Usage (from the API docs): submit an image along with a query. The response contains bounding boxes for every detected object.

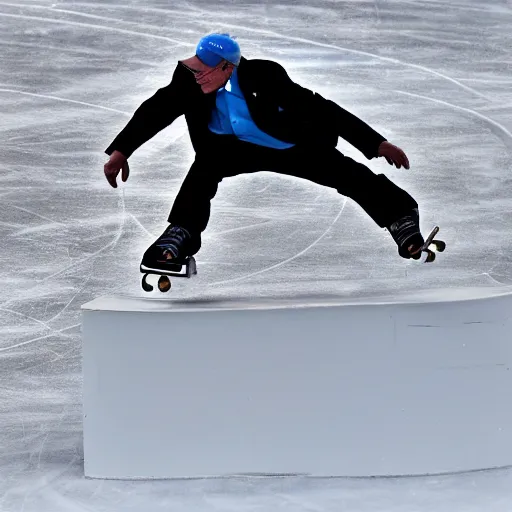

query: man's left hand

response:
[378,141,410,169]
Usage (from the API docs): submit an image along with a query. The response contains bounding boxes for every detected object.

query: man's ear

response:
[221,62,234,72]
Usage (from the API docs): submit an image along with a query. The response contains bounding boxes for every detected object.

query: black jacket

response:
[105,57,386,159]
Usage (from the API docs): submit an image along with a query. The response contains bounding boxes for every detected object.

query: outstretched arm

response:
[104,64,192,158]
[323,97,387,160]
[270,62,400,161]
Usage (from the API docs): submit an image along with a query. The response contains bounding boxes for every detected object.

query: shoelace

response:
[156,227,190,249]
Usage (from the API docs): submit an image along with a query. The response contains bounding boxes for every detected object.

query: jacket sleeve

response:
[322,97,387,159]
[105,64,190,158]
[270,62,386,159]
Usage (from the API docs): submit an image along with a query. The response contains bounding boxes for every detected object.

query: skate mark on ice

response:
[397,31,474,47]
[479,100,512,113]
[0,307,63,336]
[1,3,489,101]
[16,453,80,508]
[71,1,207,15]
[0,220,25,229]
[0,323,80,353]
[5,203,65,227]
[29,191,127,285]
[480,272,508,286]
[253,184,271,194]
[0,88,129,115]
[0,2,196,49]
[0,200,127,313]
[212,220,274,237]
[199,22,490,101]
[35,407,71,470]
[0,11,192,46]
[21,343,80,373]
[458,78,512,85]
[0,329,77,364]
[0,1,205,18]
[394,90,512,152]
[0,37,117,56]
[393,0,512,16]
[373,0,382,24]
[128,213,157,240]
[44,274,93,324]
[209,198,347,286]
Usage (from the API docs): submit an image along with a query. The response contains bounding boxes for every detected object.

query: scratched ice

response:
[1,0,512,510]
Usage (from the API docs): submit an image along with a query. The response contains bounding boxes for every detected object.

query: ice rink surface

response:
[1,0,512,510]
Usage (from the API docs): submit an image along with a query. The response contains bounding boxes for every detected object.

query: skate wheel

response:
[431,240,446,252]
[188,257,198,277]
[142,273,153,292]
[424,249,436,263]
[158,275,171,293]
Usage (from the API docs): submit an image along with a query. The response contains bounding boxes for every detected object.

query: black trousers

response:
[168,135,417,239]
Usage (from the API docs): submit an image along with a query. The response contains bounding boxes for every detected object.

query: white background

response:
[1,0,512,510]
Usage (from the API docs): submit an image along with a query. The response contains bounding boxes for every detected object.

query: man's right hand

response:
[104,150,129,188]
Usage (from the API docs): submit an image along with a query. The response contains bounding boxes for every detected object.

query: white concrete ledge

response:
[82,288,512,479]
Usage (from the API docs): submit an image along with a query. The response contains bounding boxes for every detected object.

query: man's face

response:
[181,56,235,94]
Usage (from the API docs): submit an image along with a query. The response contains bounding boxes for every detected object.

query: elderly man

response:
[104,33,425,273]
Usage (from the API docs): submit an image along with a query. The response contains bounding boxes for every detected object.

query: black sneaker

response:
[387,208,424,259]
[155,225,193,260]
[142,225,199,270]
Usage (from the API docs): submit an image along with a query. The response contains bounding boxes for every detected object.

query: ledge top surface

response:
[82,286,512,313]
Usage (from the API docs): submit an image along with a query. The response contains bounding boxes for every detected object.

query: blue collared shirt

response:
[208,68,295,149]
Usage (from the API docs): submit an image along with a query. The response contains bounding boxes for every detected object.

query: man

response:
[104,33,425,272]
